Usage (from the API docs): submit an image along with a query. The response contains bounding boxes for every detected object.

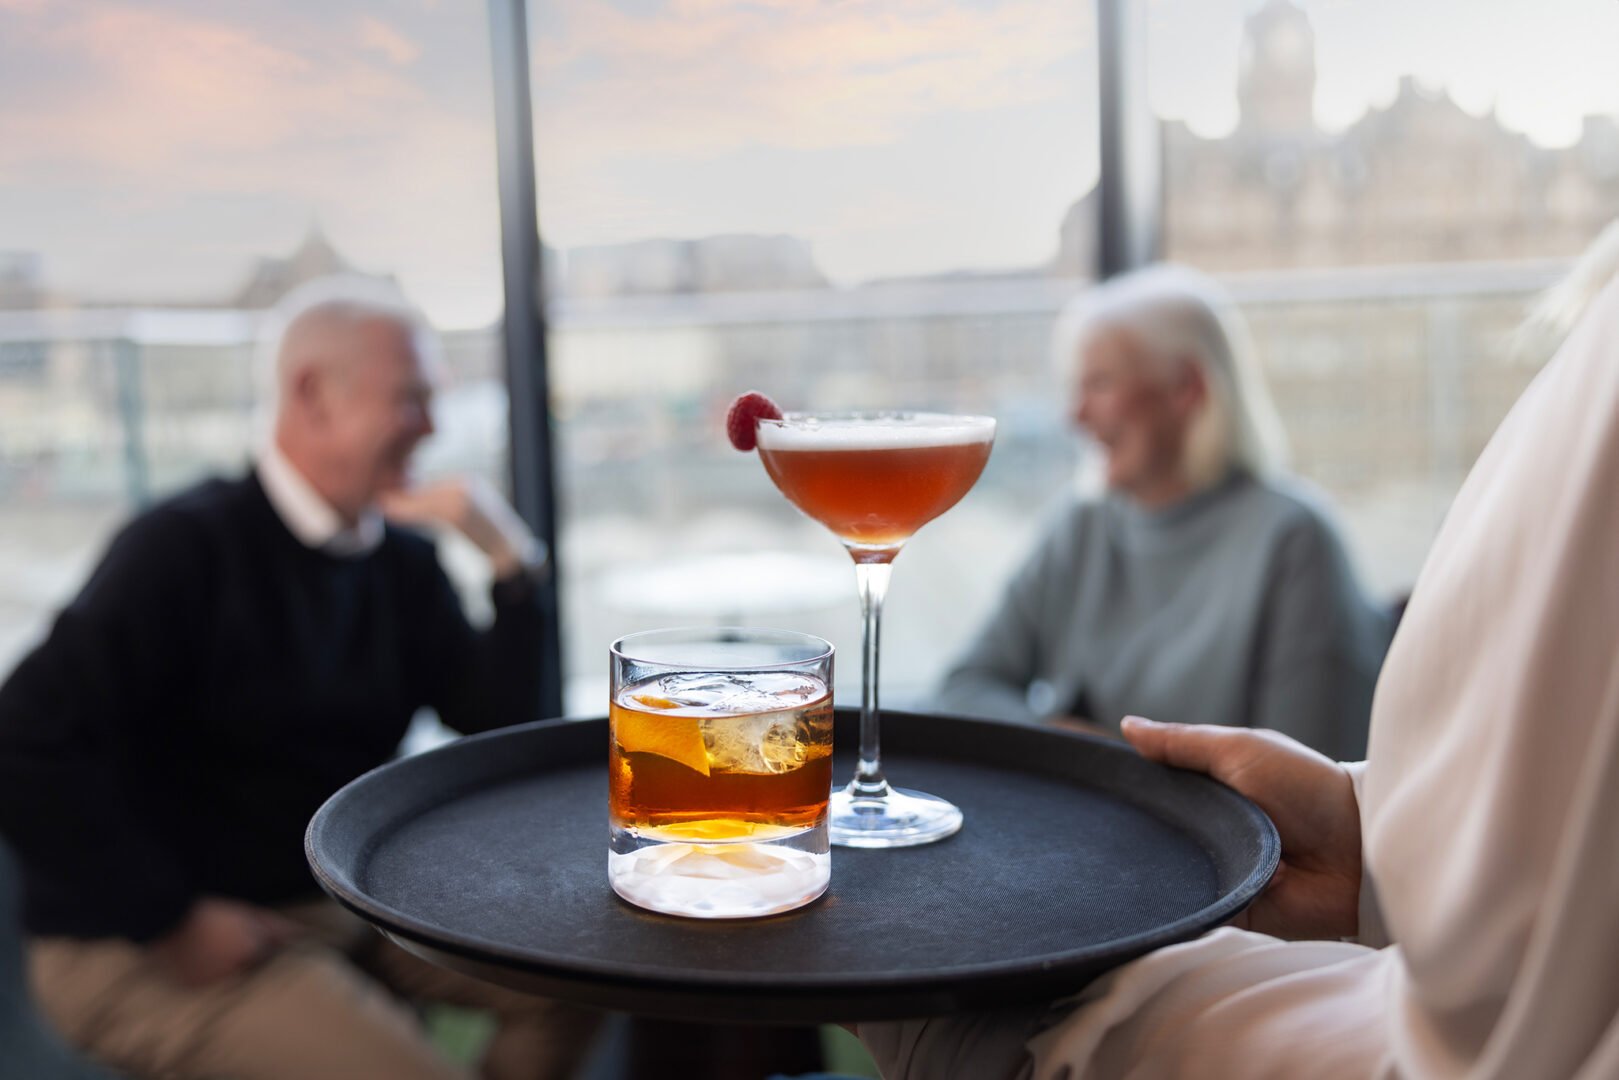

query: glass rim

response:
[758,410,996,428]
[610,626,835,670]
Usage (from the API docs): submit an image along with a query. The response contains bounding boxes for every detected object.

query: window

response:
[1149,0,1619,596]
[0,2,507,673]
[528,0,1102,709]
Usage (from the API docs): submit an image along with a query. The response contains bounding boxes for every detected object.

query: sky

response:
[1,0,1616,328]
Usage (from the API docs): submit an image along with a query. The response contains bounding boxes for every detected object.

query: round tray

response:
[306,709,1277,1024]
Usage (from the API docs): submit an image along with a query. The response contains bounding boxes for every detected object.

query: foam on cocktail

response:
[755,413,995,452]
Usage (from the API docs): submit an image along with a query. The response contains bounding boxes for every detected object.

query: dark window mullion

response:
[1097,0,1163,278]
[488,0,564,718]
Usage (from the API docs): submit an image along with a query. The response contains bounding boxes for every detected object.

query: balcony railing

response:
[0,257,1573,694]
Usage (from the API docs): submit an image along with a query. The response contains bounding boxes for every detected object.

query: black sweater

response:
[0,472,546,942]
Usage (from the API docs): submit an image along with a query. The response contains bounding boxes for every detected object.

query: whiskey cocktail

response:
[608,628,834,918]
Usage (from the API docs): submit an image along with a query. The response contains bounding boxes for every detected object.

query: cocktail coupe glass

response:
[755,412,995,847]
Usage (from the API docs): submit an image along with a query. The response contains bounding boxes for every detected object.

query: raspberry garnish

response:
[726,391,783,451]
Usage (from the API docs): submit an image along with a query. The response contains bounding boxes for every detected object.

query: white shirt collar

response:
[257,441,384,558]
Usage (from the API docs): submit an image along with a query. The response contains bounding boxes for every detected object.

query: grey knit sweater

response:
[936,471,1390,760]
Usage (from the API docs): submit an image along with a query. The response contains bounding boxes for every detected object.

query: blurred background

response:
[2,0,1614,715]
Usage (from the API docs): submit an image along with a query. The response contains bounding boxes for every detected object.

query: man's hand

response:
[151,898,301,987]
[379,476,544,581]
[1121,717,1362,941]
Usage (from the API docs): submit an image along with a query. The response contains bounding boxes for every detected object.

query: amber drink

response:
[758,416,995,560]
[608,628,834,918]
[755,412,995,848]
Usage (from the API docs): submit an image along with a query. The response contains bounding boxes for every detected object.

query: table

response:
[307,709,1277,1027]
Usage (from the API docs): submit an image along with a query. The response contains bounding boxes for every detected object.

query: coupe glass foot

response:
[828,787,963,848]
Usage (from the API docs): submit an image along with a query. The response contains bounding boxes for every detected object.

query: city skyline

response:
[2,0,1616,327]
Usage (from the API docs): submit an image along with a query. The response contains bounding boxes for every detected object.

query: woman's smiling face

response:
[1071,324,1204,505]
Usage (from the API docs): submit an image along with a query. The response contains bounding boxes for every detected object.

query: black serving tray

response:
[306,709,1277,1024]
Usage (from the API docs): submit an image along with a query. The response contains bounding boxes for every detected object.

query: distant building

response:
[1161,0,1619,270]
[231,223,394,308]
[1052,189,1099,278]
[561,234,828,297]
[0,252,46,311]
[228,224,495,383]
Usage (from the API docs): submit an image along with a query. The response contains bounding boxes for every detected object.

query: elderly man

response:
[0,281,592,1079]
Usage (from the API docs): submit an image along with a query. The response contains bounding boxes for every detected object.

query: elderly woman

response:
[937,265,1388,759]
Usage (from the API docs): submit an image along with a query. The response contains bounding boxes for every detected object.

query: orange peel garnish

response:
[616,702,710,776]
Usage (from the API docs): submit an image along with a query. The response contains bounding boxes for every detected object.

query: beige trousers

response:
[27,901,599,1080]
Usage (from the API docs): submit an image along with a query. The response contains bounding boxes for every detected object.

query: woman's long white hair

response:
[1522,217,1619,346]
[1055,264,1289,493]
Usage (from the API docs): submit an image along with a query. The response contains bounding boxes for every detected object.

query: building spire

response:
[1237,0,1317,136]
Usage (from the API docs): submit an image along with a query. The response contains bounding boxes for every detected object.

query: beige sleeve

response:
[857,1009,1041,1080]
[1340,759,1391,949]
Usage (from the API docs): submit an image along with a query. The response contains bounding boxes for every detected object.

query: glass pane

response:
[1150,0,1619,595]
[0,2,507,674]
[530,0,1102,711]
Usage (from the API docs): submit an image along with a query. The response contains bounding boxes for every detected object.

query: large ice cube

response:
[701,710,805,774]
[652,673,746,709]
[644,671,821,775]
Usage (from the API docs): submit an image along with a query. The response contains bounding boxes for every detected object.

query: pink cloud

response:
[357,15,421,66]
[533,0,1091,163]
[0,4,425,184]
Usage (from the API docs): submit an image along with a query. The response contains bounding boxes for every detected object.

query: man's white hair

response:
[1054,264,1289,492]
[251,275,436,442]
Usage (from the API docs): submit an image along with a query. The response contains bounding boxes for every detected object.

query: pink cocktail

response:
[757,412,995,847]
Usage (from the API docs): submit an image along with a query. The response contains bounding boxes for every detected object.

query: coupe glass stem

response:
[851,560,893,799]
